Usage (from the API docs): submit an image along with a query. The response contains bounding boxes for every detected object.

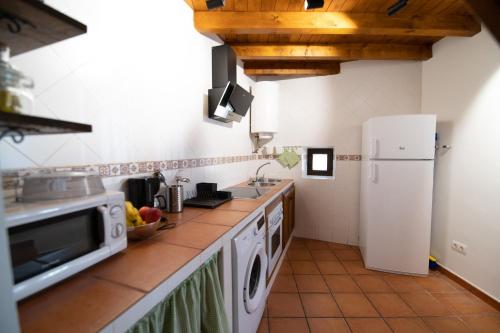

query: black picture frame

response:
[306,148,334,176]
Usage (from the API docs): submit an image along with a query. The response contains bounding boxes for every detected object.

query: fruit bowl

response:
[127,219,161,241]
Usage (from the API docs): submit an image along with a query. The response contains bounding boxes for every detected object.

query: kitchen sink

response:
[224,187,270,199]
[247,181,276,187]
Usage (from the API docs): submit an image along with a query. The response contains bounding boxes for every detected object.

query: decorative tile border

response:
[336,154,362,161]
[1,153,361,190]
[265,154,361,161]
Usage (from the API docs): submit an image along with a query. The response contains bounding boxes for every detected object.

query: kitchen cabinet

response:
[282,185,295,249]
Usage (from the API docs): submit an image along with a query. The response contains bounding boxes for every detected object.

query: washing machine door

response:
[243,241,267,314]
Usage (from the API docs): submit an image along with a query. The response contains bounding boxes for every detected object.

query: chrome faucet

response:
[255,162,271,182]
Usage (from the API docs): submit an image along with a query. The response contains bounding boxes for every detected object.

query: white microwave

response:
[4,191,127,301]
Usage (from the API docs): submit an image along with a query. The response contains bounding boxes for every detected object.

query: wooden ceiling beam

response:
[194,11,480,37]
[232,44,432,61]
[244,61,341,76]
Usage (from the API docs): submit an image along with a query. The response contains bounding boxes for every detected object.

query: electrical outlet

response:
[451,240,467,255]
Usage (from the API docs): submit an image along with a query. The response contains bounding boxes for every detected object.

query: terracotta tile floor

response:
[258,237,500,333]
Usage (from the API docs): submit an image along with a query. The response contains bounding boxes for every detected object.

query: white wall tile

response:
[0,142,38,169]
[42,135,102,166]
[11,47,72,97]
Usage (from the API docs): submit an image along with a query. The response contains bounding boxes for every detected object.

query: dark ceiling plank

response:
[328,0,349,12]
[261,0,277,11]
[235,0,248,11]
[274,0,290,11]
[194,11,481,37]
[222,0,235,11]
[287,0,305,11]
[248,0,262,11]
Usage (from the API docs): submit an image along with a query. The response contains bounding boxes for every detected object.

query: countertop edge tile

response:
[88,240,202,293]
[152,221,231,250]
[18,275,145,333]
[111,255,204,333]
[191,210,251,227]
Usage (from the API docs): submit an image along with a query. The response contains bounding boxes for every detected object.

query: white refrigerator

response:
[360,114,436,275]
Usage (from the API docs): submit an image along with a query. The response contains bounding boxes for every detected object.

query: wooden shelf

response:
[0,0,87,56]
[0,111,91,141]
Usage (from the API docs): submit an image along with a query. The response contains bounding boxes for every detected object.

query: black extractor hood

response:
[208,45,254,123]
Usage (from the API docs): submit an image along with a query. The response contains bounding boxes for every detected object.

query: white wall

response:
[259,61,422,245]
[0,0,258,189]
[422,28,500,301]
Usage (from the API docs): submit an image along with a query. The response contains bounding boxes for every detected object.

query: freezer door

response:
[360,160,434,275]
[364,115,436,160]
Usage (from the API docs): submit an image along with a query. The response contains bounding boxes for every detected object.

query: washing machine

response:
[232,212,268,333]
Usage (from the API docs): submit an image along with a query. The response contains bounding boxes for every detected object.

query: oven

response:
[5,191,127,301]
[267,202,283,278]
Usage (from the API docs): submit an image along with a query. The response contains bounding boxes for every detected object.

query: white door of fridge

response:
[360,160,434,275]
[364,115,436,160]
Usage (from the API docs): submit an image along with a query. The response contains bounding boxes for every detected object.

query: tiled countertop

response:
[17,179,293,333]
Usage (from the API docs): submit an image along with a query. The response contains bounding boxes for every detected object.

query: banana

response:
[125,201,145,227]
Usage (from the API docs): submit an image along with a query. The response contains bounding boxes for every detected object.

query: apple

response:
[145,208,162,223]
[139,206,150,220]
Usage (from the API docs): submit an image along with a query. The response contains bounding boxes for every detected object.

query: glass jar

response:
[0,46,34,114]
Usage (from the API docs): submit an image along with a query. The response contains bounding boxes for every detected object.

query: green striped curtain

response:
[127,255,229,333]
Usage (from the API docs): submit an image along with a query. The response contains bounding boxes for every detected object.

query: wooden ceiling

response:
[186,0,481,76]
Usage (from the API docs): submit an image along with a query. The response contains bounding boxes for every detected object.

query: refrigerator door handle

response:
[369,163,378,183]
[369,138,378,158]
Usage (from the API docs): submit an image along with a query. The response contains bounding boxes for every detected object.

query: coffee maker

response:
[127,173,168,210]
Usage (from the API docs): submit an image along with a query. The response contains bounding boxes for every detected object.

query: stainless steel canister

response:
[168,185,184,213]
